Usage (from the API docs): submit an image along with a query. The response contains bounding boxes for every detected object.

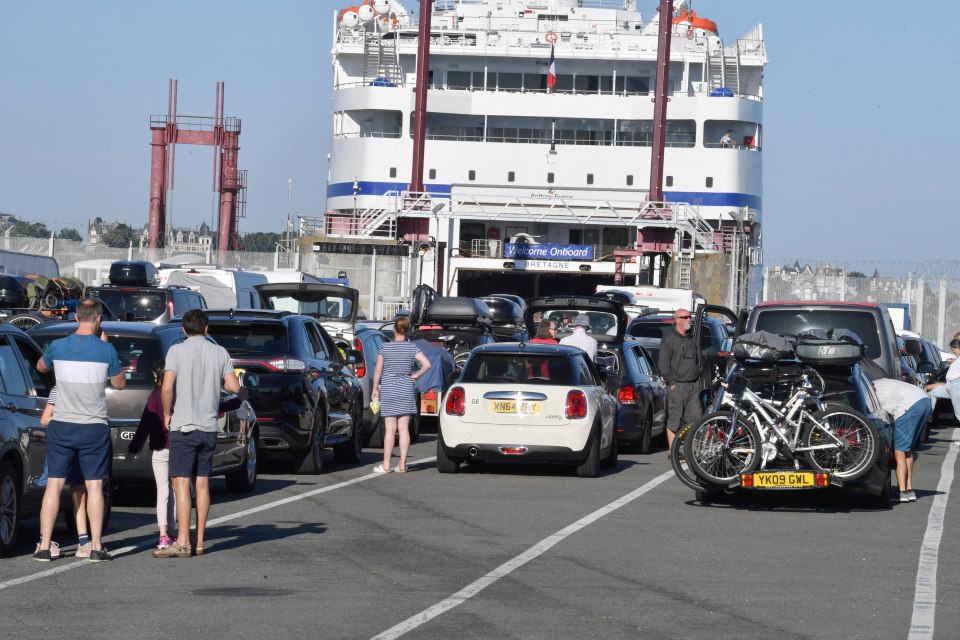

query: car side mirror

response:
[240,372,259,388]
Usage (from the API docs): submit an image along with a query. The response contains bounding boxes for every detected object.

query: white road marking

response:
[909,428,960,640]
[370,470,675,640]
[0,456,437,591]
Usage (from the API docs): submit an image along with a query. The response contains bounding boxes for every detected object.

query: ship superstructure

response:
[322,0,767,304]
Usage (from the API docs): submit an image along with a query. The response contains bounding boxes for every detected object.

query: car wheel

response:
[225,430,258,492]
[64,474,112,534]
[296,413,327,475]
[639,409,653,455]
[0,461,21,557]
[368,416,386,448]
[409,414,421,444]
[436,431,460,474]
[865,470,893,509]
[334,410,363,464]
[576,428,600,478]
[600,431,618,469]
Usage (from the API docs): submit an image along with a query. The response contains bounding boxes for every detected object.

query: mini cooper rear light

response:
[617,385,637,405]
[565,390,587,419]
[445,386,465,416]
[266,357,307,372]
[353,338,366,378]
[499,446,528,455]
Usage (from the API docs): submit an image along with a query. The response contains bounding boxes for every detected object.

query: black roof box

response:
[481,297,523,325]
[426,297,493,326]
[108,260,159,287]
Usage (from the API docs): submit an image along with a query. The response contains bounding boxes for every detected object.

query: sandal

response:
[194,543,205,556]
[152,541,192,558]
[395,466,408,473]
[372,463,392,474]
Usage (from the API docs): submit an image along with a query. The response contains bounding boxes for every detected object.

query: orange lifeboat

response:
[672,10,718,36]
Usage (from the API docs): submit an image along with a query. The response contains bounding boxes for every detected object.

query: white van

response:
[159,266,268,309]
[595,285,706,316]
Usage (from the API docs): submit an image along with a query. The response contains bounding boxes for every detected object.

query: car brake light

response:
[353,338,366,378]
[266,357,307,372]
[446,386,465,416]
[168,299,175,319]
[617,386,637,405]
[565,390,587,419]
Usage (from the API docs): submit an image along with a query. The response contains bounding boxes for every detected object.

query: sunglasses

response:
[676,315,692,320]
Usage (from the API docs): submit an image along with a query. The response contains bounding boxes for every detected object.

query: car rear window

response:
[90,289,167,321]
[265,292,353,320]
[32,333,163,386]
[544,310,619,337]
[206,323,289,357]
[461,354,574,385]
[753,309,882,359]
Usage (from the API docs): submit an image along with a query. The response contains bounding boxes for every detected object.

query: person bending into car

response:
[926,339,960,423]
[658,309,704,448]
[34,299,124,563]
[874,378,932,503]
[155,309,240,558]
[371,316,432,473]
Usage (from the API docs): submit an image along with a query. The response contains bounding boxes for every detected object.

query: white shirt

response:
[873,378,928,419]
[720,133,735,145]
[559,327,598,360]
[947,357,960,382]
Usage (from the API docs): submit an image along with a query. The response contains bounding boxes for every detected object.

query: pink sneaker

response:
[157,536,173,549]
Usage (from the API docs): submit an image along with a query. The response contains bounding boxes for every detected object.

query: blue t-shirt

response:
[42,334,121,425]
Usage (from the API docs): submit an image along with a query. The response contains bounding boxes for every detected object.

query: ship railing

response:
[631,202,719,251]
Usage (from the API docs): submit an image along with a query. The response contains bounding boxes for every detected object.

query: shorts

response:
[46,420,111,482]
[38,461,83,488]
[893,400,932,453]
[169,430,217,478]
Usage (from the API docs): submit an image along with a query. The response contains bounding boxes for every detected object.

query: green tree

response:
[58,227,83,242]
[9,220,51,238]
[242,231,282,252]
[101,223,138,248]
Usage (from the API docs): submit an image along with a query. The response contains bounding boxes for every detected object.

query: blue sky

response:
[1,1,956,263]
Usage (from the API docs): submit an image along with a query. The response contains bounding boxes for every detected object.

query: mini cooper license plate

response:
[490,400,540,415]
[746,472,815,488]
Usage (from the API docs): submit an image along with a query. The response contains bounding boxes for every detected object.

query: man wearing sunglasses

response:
[658,308,704,448]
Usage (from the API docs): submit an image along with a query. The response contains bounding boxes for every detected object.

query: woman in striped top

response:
[371,317,432,473]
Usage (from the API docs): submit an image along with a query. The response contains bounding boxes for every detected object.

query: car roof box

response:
[426,297,493,326]
[109,260,159,287]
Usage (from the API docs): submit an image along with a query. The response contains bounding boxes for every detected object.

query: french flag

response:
[547,44,557,90]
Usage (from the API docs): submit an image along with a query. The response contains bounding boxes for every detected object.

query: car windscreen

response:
[90,289,166,321]
[753,309,882,359]
[544,310,619,338]
[206,323,289,357]
[264,293,353,320]
[32,333,163,386]
[461,354,574,385]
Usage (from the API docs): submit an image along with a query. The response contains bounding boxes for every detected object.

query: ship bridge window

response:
[447,70,484,91]
[616,120,653,147]
[554,118,614,146]
[487,116,550,144]
[414,112,484,142]
[497,73,523,91]
[665,120,696,148]
[339,110,402,139]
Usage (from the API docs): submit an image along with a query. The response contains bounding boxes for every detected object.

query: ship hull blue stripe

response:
[326,182,760,210]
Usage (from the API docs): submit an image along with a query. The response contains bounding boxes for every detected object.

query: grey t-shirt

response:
[166,335,233,433]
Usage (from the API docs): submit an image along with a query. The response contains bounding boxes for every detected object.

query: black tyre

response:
[670,422,713,492]
[409,415,421,444]
[7,312,46,331]
[368,416,386,448]
[600,430,618,469]
[436,431,460,474]
[295,413,327,475]
[576,427,601,478]
[802,404,880,481]
[639,409,653,455]
[0,461,21,557]
[684,411,761,486]
[334,410,363,464]
[225,431,258,492]
[865,470,892,509]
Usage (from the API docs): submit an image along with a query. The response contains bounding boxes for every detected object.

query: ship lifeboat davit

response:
[339,7,361,28]
[672,10,718,38]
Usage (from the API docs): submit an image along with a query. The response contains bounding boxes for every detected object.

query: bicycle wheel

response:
[801,403,879,481]
[670,421,714,492]
[684,411,761,486]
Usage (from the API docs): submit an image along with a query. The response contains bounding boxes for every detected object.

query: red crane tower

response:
[147,79,245,265]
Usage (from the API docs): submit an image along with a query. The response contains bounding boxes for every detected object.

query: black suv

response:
[203,310,363,474]
[0,324,85,556]
[86,260,206,324]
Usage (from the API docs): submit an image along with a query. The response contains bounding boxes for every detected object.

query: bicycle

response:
[684,365,881,487]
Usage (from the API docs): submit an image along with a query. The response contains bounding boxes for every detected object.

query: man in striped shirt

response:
[34,299,125,562]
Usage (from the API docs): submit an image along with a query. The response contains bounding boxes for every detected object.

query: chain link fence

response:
[763,259,960,350]
[2,236,410,322]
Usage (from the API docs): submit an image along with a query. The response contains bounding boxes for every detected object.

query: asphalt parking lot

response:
[3,427,959,640]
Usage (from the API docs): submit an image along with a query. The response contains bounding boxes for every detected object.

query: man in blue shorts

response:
[34,299,125,562]
[154,309,239,558]
[874,378,933,503]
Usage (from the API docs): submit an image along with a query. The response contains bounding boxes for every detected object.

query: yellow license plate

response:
[490,400,540,415]
[749,472,815,488]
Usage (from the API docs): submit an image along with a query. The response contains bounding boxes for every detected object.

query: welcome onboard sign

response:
[504,243,594,260]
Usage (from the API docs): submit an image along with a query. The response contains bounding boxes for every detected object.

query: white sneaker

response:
[76,542,92,559]
[35,541,61,559]
[372,463,392,474]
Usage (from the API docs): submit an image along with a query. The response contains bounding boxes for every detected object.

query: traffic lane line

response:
[0,456,438,591]
[369,469,675,640]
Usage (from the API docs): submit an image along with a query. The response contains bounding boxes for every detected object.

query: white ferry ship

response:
[323,0,766,304]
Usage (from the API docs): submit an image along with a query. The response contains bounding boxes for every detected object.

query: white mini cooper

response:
[437,343,618,477]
